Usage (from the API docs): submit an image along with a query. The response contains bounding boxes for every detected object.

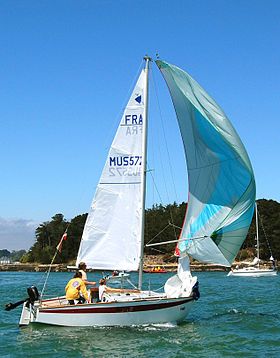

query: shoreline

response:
[0,263,228,272]
[0,262,277,273]
[0,254,277,273]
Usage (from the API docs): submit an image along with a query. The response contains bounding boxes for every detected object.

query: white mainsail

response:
[76,69,147,271]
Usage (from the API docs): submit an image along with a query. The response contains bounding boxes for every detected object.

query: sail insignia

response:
[135,95,142,104]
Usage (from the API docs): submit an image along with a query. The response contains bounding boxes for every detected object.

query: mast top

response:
[143,54,152,62]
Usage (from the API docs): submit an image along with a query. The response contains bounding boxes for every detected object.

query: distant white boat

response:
[228,203,277,277]
[227,266,277,277]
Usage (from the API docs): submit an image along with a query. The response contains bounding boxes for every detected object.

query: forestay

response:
[156,60,256,267]
[76,70,147,271]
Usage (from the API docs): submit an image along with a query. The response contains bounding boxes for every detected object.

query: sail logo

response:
[134,92,143,105]
[109,156,142,167]
[124,114,143,125]
[135,95,141,104]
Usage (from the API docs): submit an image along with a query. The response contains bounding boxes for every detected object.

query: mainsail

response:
[76,69,147,271]
[156,60,256,267]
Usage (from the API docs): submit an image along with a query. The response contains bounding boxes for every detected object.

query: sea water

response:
[1,271,279,357]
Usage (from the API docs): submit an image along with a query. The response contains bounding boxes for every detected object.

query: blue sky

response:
[1,0,279,250]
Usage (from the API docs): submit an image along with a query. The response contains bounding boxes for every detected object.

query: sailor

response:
[98,278,107,301]
[98,278,125,302]
[65,271,89,305]
[78,262,97,287]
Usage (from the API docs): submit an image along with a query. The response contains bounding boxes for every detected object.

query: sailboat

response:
[14,55,256,327]
[227,202,277,277]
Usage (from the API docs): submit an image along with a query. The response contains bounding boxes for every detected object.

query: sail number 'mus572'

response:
[109,155,142,177]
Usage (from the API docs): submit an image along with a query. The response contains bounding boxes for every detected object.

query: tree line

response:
[21,199,280,264]
[0,249,27,262]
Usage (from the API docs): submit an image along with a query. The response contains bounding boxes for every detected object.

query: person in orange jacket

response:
[65,271,89,305]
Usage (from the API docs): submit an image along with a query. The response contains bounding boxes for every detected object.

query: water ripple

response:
[1,271,280,357]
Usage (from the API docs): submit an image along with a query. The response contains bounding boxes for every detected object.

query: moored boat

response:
[228,203,277,277]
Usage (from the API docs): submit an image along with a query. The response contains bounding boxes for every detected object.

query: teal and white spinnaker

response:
[157,60,256,267]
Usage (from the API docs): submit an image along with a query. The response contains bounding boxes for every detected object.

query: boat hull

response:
[20,297,194,327]
[227,269,277,277]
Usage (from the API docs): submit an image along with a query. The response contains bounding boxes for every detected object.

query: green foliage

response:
[26,213,87,264]
[242,199,280,260]
[27,214,68,263]
[54,214,88,264]
[0,249,26,262]
[21,252,34,263]
[0,249,11,257]
[11,250,27,262]
[144,202,187,255]
[24,199,280,264]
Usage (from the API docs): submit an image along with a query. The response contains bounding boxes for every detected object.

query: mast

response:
[138,55,151,290]
[255,202,260,269]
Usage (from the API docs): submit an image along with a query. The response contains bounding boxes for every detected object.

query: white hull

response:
[227,268,277,277]
[20,295,194,327]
